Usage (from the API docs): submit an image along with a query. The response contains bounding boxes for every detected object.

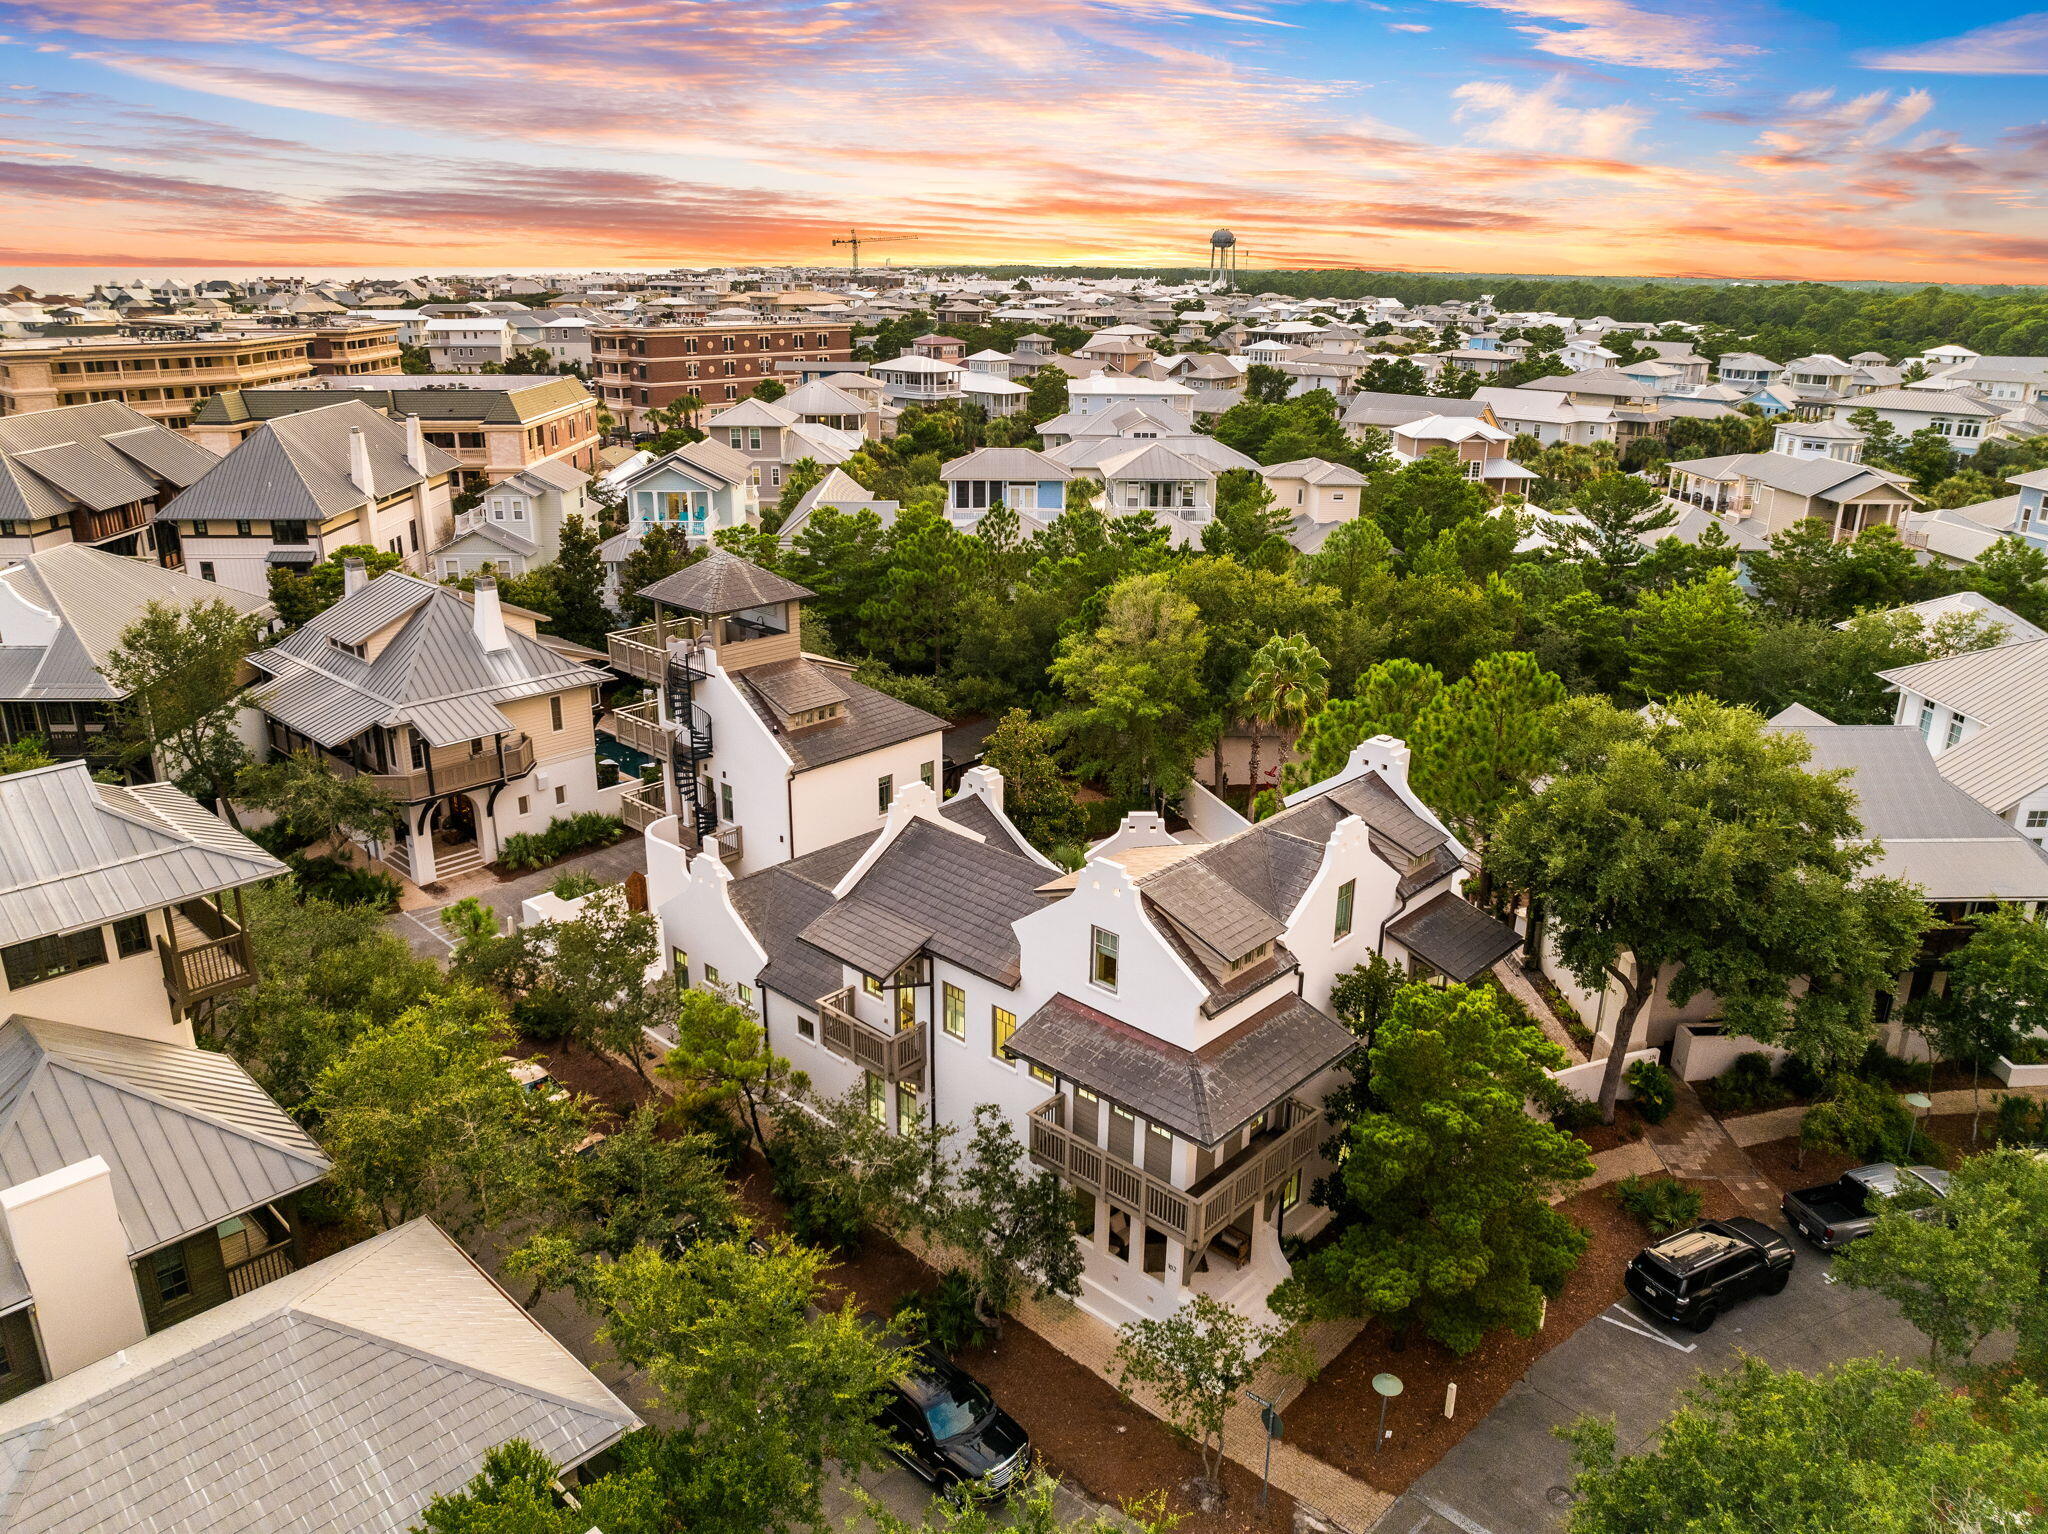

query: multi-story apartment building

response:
[601,553,947,872]
[0,329,313,425]
[646,731,1520,1328]
[591,322,855,430]
[249,567,608,884]
[0,401,220,564]
[0,761,637,1515]
[305,320,404,376]
[161,401,460,593]
[187,375,602,487]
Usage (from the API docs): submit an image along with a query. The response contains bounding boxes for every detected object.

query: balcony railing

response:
[1027,1095,1323,1250]
[818,986,926,1086]
[159,898,255,1010]
[607,700,672,759]
[606,619,706,683]
[224,1243,295,1298]
[331,734,535,803]
[620,781,667,831]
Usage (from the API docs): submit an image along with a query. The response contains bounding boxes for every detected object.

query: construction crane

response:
[832,229,919,272]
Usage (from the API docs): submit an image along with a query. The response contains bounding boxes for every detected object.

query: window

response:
[1091,927,1119,991]
[555,785,566,805]
[199,562,215,582]
[992,1005,1017,1061]
[2026,810,2048,829]
[896,1081,920,1131]
[864,1071,887,1126]
[1278,1169,1302,1214]
[704,963,720,987]
[737,982,754,1008]
[113,914,150,959]
[920,760,935,789]
[942,982,966,1039]
[1917,701,1935,737]
[1334,879,1355,941]
[234,519,253,538]
[2,927,107,990]
[150,1244,191,1304]
[1946,714,1965,748]
[721,782,734,821]
[797,1009,815,1040]
[550,696,564,731]
[1029,1058,1055,1085]
[517,795,529,815]
[864,973,884,998]
[877,774,893,814]
[672,947,689,988]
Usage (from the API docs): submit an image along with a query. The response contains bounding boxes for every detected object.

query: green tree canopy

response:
[102,597,264,819]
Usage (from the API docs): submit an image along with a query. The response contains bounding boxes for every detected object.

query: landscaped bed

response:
[1283,1178,1737,1495]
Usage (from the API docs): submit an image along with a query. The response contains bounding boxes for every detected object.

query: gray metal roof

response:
[0,403,215,523]
[939,447,1071,482]
[637,551,813,614]
[0,1219,638,1533]
[1007,991,1355,1146]
[1384,893,1523,982]
[162,402,458,525]
[0,764,284,947]
[1879,637,2048,814]
[0,1015,329,1313]
[0,545,271,704]
[1766,722,2048,899]
[249,572,601,748]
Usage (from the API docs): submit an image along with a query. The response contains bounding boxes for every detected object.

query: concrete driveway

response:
[1372,1229,1929,1534]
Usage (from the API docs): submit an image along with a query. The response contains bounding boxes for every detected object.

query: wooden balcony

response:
[224,1242,295,1298]
[607,701,672,759]
[606,619,705,683]
[1027,1095,1323,1250]
[159,898,255,1011]
[620,781,667,831]
[818,986,925,1086]
[333,734,535,803]
[631,790,743,862]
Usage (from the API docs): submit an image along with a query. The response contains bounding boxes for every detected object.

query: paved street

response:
[1371,1235,1928,1534]
[386,835,648,955]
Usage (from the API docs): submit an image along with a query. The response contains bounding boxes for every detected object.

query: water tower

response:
[1207,228,1239,290]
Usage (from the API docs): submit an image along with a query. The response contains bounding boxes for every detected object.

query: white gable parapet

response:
[947,767,1062,870]
[1283,733,1472,866]
[830,779,985,898]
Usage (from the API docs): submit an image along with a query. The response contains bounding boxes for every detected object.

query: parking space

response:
[1371,1224,1928,1534]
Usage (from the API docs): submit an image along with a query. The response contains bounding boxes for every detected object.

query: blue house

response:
[938,446,1071,521]
[599,438,760,601]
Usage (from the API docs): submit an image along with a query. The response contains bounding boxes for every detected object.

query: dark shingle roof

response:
[1384,893,1522,982]
[739,660,944,772]
[1006,991,1356,1145]
[637,551,813,614]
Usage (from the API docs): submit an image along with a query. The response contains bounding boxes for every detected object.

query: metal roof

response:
[1879,638,2048,814]
[0,764,284,947]
[0,1220,638,1533]
[0,403,213,523]
[162,402,458,525]
[1007,991,1355,1147]
[0,545,270,704]
[637,550,814,614]
[0,1016,330,1313]
[938,447,1070,482]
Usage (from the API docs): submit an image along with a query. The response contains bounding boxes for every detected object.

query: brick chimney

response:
[347,425,377,498]
[0,1157,148,1378]
[472,574,510,652]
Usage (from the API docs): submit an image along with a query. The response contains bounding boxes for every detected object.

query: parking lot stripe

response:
[1598,1306,1698,1353]
[1418,1494,1498,1534]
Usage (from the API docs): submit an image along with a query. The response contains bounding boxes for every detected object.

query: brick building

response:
[591,322,854,432]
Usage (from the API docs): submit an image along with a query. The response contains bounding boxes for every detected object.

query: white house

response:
[644,736,1521,1328]
[1471,386,1616,447]
[1881,638,2048,846]
[875,355,964,406]
[431,457,594,579]
[1833,388,1999,454]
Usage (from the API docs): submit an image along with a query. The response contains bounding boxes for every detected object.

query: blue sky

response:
[0,0,2044,281]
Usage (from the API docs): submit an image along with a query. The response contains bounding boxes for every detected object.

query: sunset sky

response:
[1,0,2045,283]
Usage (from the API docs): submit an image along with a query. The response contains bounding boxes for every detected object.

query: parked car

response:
[1782,1163,1950,1251]
[874,1335,1030,1497]
[1624,1218,1795,1332]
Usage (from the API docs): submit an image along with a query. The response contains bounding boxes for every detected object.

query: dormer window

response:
[328,637,366,659]
[1222,941,1275,977]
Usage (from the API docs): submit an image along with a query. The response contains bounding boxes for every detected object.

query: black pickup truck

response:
[1782,1163,1950,1251]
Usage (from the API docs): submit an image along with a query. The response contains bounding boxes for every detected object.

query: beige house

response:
[1667,450,1920,540]
[0,331,313,425]
[249,568,607,884]
[1261,457,1367,523]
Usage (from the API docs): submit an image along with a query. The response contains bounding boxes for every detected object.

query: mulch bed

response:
[731,1157,1296,1534]
[1283,1179,1737,1495]
[1563,1103,1650,1155]
[1746,1111,2002,1196]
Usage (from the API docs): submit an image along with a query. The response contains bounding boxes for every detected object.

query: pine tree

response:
[549,513,612,649]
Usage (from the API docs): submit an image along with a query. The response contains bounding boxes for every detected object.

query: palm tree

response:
[1236,634,1329,816]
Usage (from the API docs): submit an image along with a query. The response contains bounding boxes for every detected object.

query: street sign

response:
[1260,1403,1283,1439]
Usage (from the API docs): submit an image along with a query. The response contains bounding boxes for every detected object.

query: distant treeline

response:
[929,267,2048,362]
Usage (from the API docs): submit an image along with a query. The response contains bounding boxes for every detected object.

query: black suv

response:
[876,1344,1031,1497]
[1624,1217,1795,1332]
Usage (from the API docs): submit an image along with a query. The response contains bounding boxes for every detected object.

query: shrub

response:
[1992,1093,2048,1148]
[1712,1052,1791,1114]
[1552,1092,1604,1132]
[495,812,627,872]
[2007,1035,2048,1066]
[1775,1052,1829,1100]
[1625,1059,1679,1124]
[765,1139,864,1255]
[1616,1174,1704,1236]
[511,986,580,1042]
[893,1270,994,1353]
[285,853,400,911]
[548,870,605,901]
[1855,1041,1931,1091]
[1799,1077,1945,1167]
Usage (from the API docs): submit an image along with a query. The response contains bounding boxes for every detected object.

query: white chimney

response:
[404,413,430,474]
[0,1157,148,1378]
[472,575,510,652]
[347,425,377,498]
[342,556,368,597]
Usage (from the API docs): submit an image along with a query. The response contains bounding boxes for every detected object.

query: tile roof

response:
[0,1220,638,1534]
[0,545,270,703]
[1006,991,1356,1146]
[735,659,943,772]
[0,764,284,947]
[1384,893,1523,982]
[637,551,813,614]
[0,1016,330,1313]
